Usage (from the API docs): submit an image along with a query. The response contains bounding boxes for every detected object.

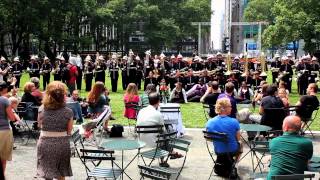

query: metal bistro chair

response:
[202,103,216,121]
[300,106,319,138]
[125,102,141,134]
[79,148,122,180]
[271,174,315,180]
[203,130,238,180]
[16,102,39,144]
[160,106,180,133]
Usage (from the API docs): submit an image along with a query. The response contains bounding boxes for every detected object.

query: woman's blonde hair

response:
[42,81,67,110]
[125,83,138,100]
[215,98,231,114]
[23,82,35,93]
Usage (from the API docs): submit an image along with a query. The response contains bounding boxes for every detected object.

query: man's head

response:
[72,90,79,100]
[215,98,232,115]
[307,83,318,95]
[225,82,234,94]
[148,92,160,107]
[211,81,219,91]
[266,84,278,96]
[282,115,302,132]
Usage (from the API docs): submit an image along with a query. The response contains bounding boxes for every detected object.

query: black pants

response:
[54,74,61,81]
[95,72,105,84]
[122,71,127,90]
[14,75,21,88]
[42,74,50,90]
[85,74,93,92]
[111,75,118,92]
[76,68,82,90]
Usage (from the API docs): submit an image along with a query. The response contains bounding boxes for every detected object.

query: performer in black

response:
[127,50,137,84]
[83,55,95,91]
[279,56,293,93]
[11,57,23,88]
[121,56,128,90]
[94,55,107,84]
[309,56,320,83]
[205,55,217,71]
[270,54,281,83]
[296,56,311,95]
[28,55,40,78]
[41,56,52,90]
[109,54,119,92]
[135,56,143,90]
[173,54,186,70]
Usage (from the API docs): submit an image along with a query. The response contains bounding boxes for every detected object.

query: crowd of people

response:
[0,50,319,179]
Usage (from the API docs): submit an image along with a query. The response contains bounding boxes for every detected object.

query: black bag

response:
[214,154,238,179]
[110,124,124,137]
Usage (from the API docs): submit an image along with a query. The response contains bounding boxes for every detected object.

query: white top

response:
[137,105,164,147]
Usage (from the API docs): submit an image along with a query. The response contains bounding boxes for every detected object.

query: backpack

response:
[61,66,70,81]
[110,124,124,137]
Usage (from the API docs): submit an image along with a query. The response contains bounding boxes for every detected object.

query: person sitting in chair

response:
[200,81,221,118]
[267,116,313,180]
[296,83,319,122]
[205,98,242,178]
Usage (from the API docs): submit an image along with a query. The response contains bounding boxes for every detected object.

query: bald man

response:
[267,116,313,180]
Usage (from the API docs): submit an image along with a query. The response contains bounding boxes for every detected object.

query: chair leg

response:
[208,167,215,180]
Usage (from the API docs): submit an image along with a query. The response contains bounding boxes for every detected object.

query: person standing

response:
[279,56,293,93]
[11,57,23,88]
[75,54,83,91]
[0,81,16,177]
[67,58,78,95]
[121,56,128,90]
[267,116,313,180]
[94,55,107,84]
[109,54,119,92]
[271,54,281,84]
[0,57,10,82]
[52,56,62,81]
[36,81,73,180]
[41,56,52,90]
[28,55,40,78]
[83,55,94,92]
[296,56,311,95]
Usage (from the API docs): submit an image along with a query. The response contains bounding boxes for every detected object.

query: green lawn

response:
[19,72,320,130]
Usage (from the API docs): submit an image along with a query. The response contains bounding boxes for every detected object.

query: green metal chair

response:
[271,174,315,180]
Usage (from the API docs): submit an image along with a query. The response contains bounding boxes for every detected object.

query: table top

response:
[240,123,272,132]
[100,139,146,151]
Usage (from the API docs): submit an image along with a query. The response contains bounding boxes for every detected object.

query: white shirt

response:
[137,105,164,147]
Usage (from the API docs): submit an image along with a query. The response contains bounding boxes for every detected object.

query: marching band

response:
[0,50,318,95]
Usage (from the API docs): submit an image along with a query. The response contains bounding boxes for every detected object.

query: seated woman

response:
[236,81,254,104]
[186,78,207,102]
[140,84,156,108]
[87,82,110,130]
[278,81,289,97]
[30,77,43,102]
[123,83,140,119]
[253,83,268,106]
[205,98,242,177]
[21,82,41,106]
[170,82,187,103]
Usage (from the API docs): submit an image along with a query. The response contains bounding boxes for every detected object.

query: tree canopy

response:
[0,0,210,58]
[244,0,320,53]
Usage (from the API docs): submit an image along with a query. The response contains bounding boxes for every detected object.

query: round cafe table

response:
[100,139,146,180]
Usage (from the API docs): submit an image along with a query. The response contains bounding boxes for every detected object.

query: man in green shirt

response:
[267,115,313,179]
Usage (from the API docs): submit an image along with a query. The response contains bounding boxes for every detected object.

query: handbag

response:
[110,124,124,137]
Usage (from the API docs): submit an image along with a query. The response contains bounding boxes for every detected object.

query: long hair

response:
[125,83,138,101]
[88,81,106,105]
[42,81,67,110]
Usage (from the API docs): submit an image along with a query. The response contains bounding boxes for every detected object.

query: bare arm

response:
[236,131,241,142]
[67,119,73,135]
[6,106,16,121]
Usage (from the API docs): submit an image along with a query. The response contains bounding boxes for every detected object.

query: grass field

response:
[19,72,320,130]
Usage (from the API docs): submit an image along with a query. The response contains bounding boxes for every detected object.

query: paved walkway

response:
[5,128,320,180]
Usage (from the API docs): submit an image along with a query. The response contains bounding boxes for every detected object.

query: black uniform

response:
[53,62,61,81]
[41,62,52,90]
[184,75,199,91]
[109,60,119,92]
[121,61,128,90]
[0,62,10,82]
[296,63,311,95]
[127,61,137,84]
[136,61,144,90]
[205,61,217,71]
[310,63,320,83]
[173,61,186,70]
[11,62,23,88]
[84,62,95,92]
[59,63,68,83]
[76,66,83,91]
[29,62,40,78]
[94,62,107,84]
[271,60,282,83]
[279,63,293,93]
[191,62,203,71]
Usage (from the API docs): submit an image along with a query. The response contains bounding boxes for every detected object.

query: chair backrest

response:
[160,106,180,125]
[80,149,115,161]
[136,125,164,134]
[17,102,35,120]
[271,174,315,180]
[203,130,228,143]
[138,165,171,180]
[93,107,111,129]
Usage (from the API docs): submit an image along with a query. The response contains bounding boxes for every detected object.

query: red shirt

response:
[68,65,78,84]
